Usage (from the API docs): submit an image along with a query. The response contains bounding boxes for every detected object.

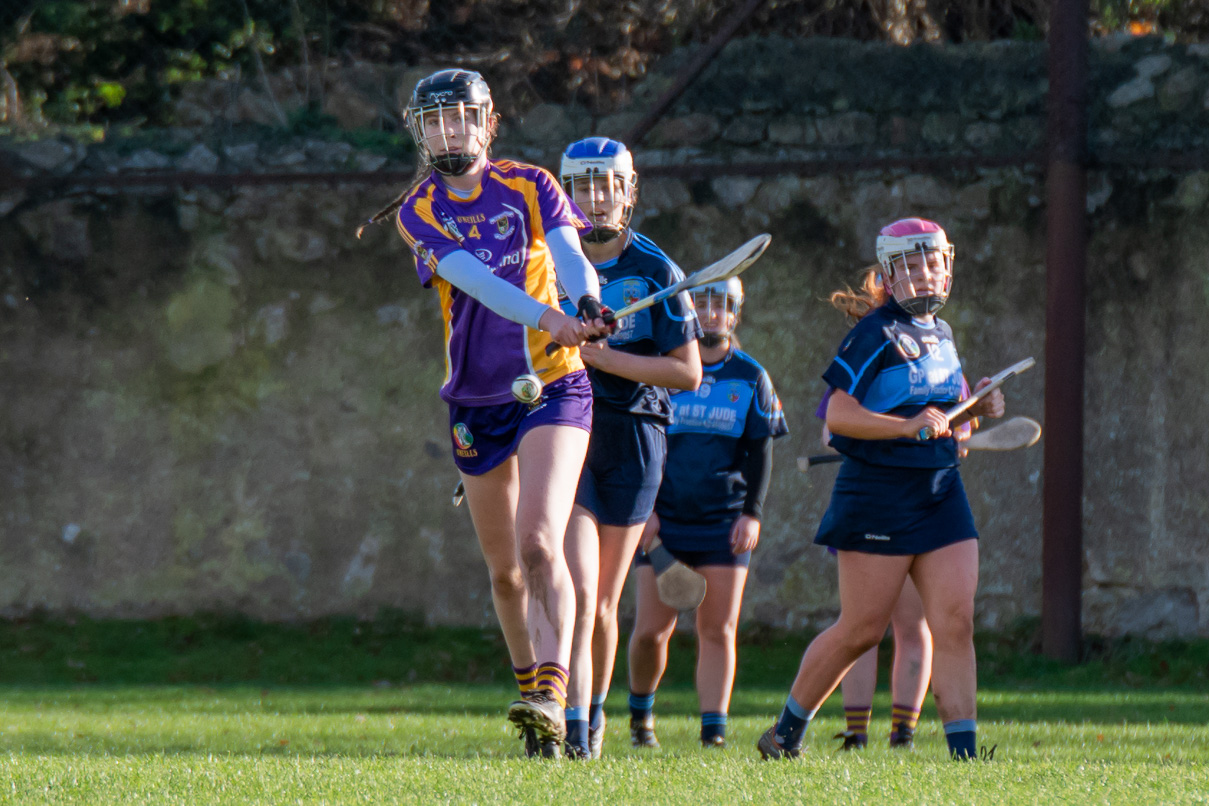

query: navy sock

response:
[944,719,977,760]
[629,692,655,722]
[565,706,590,751]
[590,694,607,731]
[701,712,727,743]
[773,695,816,750]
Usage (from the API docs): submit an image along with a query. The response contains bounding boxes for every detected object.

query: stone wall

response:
[2,37,1207,636]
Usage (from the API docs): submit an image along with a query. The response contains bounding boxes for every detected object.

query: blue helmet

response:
[559,137,638,243]
[405,69,495,176]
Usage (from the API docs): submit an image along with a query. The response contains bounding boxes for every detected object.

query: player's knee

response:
[518,540,556,576]
[696,619,736,647]
[837,620,887,655]
[893,620,931,652]
[490,565,525,598]
[595,597,619,629]
[930,608,974,648]
[630,627,668,653]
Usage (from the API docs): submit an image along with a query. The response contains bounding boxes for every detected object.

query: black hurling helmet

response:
[405,69,495,176]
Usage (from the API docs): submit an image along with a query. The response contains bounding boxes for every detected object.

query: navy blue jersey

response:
[656,348,789,526]
[561,232,701,421]
[823,299,964,468]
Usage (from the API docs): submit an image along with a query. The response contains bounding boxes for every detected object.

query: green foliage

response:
[4,0,1206,129]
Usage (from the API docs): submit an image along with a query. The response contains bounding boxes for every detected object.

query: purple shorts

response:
[447,370,593,476]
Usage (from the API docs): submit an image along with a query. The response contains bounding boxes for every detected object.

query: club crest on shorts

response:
[452,423,474,450]
[491,211,515,239]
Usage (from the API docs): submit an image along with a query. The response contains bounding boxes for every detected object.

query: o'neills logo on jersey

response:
[414,241,432,264]
[895,333,921,360]
[491,211,515,239]
[453,423,476,456]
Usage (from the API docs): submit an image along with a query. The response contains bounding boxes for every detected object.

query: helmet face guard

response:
[691,277,743,347]
[875,218,954,316]
[559,138,637,244]
[405,69,494,176]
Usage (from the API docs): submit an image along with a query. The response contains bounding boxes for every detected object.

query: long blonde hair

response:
[829,266,888,323]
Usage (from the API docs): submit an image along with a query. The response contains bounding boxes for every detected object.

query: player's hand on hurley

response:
[540,308,594,347]
[730,515,760,555]
[639,514,660,554]
[969,377,1006,420]
[577,295,616,341]
[906,406,950,440]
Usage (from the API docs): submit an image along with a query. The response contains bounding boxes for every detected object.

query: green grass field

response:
[1,616,1207,804]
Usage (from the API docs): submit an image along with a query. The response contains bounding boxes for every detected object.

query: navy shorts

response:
[813,458,978,555]
[575,405,666,527]
[448,371,593,476]
[634,516,752,568]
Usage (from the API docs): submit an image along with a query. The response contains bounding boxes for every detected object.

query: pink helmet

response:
[875,218,954,316]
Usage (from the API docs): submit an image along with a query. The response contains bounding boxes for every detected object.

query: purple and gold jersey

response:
[396,159,591,406]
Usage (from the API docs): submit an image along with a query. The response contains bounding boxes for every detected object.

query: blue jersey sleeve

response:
[821,317,892,402]
[648,261,702,354]
[743,369,789,441]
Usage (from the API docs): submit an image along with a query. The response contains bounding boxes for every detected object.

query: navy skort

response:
[575,404,666,527]
[635,516,752,568]
[813,457,978,555]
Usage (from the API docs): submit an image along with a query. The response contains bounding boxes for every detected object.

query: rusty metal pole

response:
[624,0,768,147]
[1042,0,1089,662]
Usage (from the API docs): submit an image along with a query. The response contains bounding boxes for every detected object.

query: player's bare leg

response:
[694,565,747,747]
[761,552,910,759]
[838,644,878,750]
[505,424,589,750]
[587,521,646,753]
[787,552,911,709]
[459,459,532,670]
[591,523,646,695]
[888,576,932,746]
[564,505,600,758]
[909,538,979,758]
[627,563,677,748]
[909,540,977,723]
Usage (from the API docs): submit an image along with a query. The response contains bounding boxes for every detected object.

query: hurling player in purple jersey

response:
[758,219,1006,763]
[361,69,612,758]
[556,138,703,759]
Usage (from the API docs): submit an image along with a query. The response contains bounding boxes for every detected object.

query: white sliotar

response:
[511,374,543,405]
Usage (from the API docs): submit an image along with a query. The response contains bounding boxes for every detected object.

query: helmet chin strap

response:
[700,333,728,348]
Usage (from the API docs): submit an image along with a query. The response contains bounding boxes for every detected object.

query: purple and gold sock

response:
[535,662,569,707]
[513,663,538,697]
[890,703,921,742]
[844,705,872,743]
